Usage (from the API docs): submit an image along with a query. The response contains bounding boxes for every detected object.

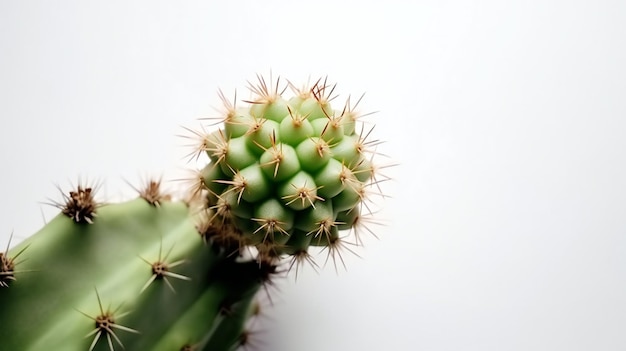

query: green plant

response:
[0,74,387,351]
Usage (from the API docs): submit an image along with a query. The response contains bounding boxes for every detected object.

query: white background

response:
[1,1,626,350]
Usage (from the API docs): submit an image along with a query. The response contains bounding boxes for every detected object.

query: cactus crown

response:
[192,73,387,271]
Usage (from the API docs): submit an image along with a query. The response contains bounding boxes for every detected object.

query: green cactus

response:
[0,74,386,350]
[197,75,382,265]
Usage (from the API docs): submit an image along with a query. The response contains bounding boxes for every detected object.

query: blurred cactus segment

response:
[0,183,269,351]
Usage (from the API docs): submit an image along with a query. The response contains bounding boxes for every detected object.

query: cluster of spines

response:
[0,245,16,288]
[187,74,388,273]
[59,185,100,224]
[0,233,29,288]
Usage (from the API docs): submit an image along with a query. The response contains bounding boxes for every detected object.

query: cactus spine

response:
[0,74,386,350]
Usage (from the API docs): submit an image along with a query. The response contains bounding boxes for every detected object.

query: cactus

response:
[194,75,384,266]
[0,74,387,350]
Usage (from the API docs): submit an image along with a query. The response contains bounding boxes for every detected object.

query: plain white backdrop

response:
[1,1,626,350]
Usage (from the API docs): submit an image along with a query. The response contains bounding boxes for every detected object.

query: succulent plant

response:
[193,75,386,267]
[0,74,388,351]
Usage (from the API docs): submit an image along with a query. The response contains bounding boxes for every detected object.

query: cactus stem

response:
[79,289,138,351]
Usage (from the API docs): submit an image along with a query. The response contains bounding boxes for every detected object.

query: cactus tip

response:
[49,182,101,224]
